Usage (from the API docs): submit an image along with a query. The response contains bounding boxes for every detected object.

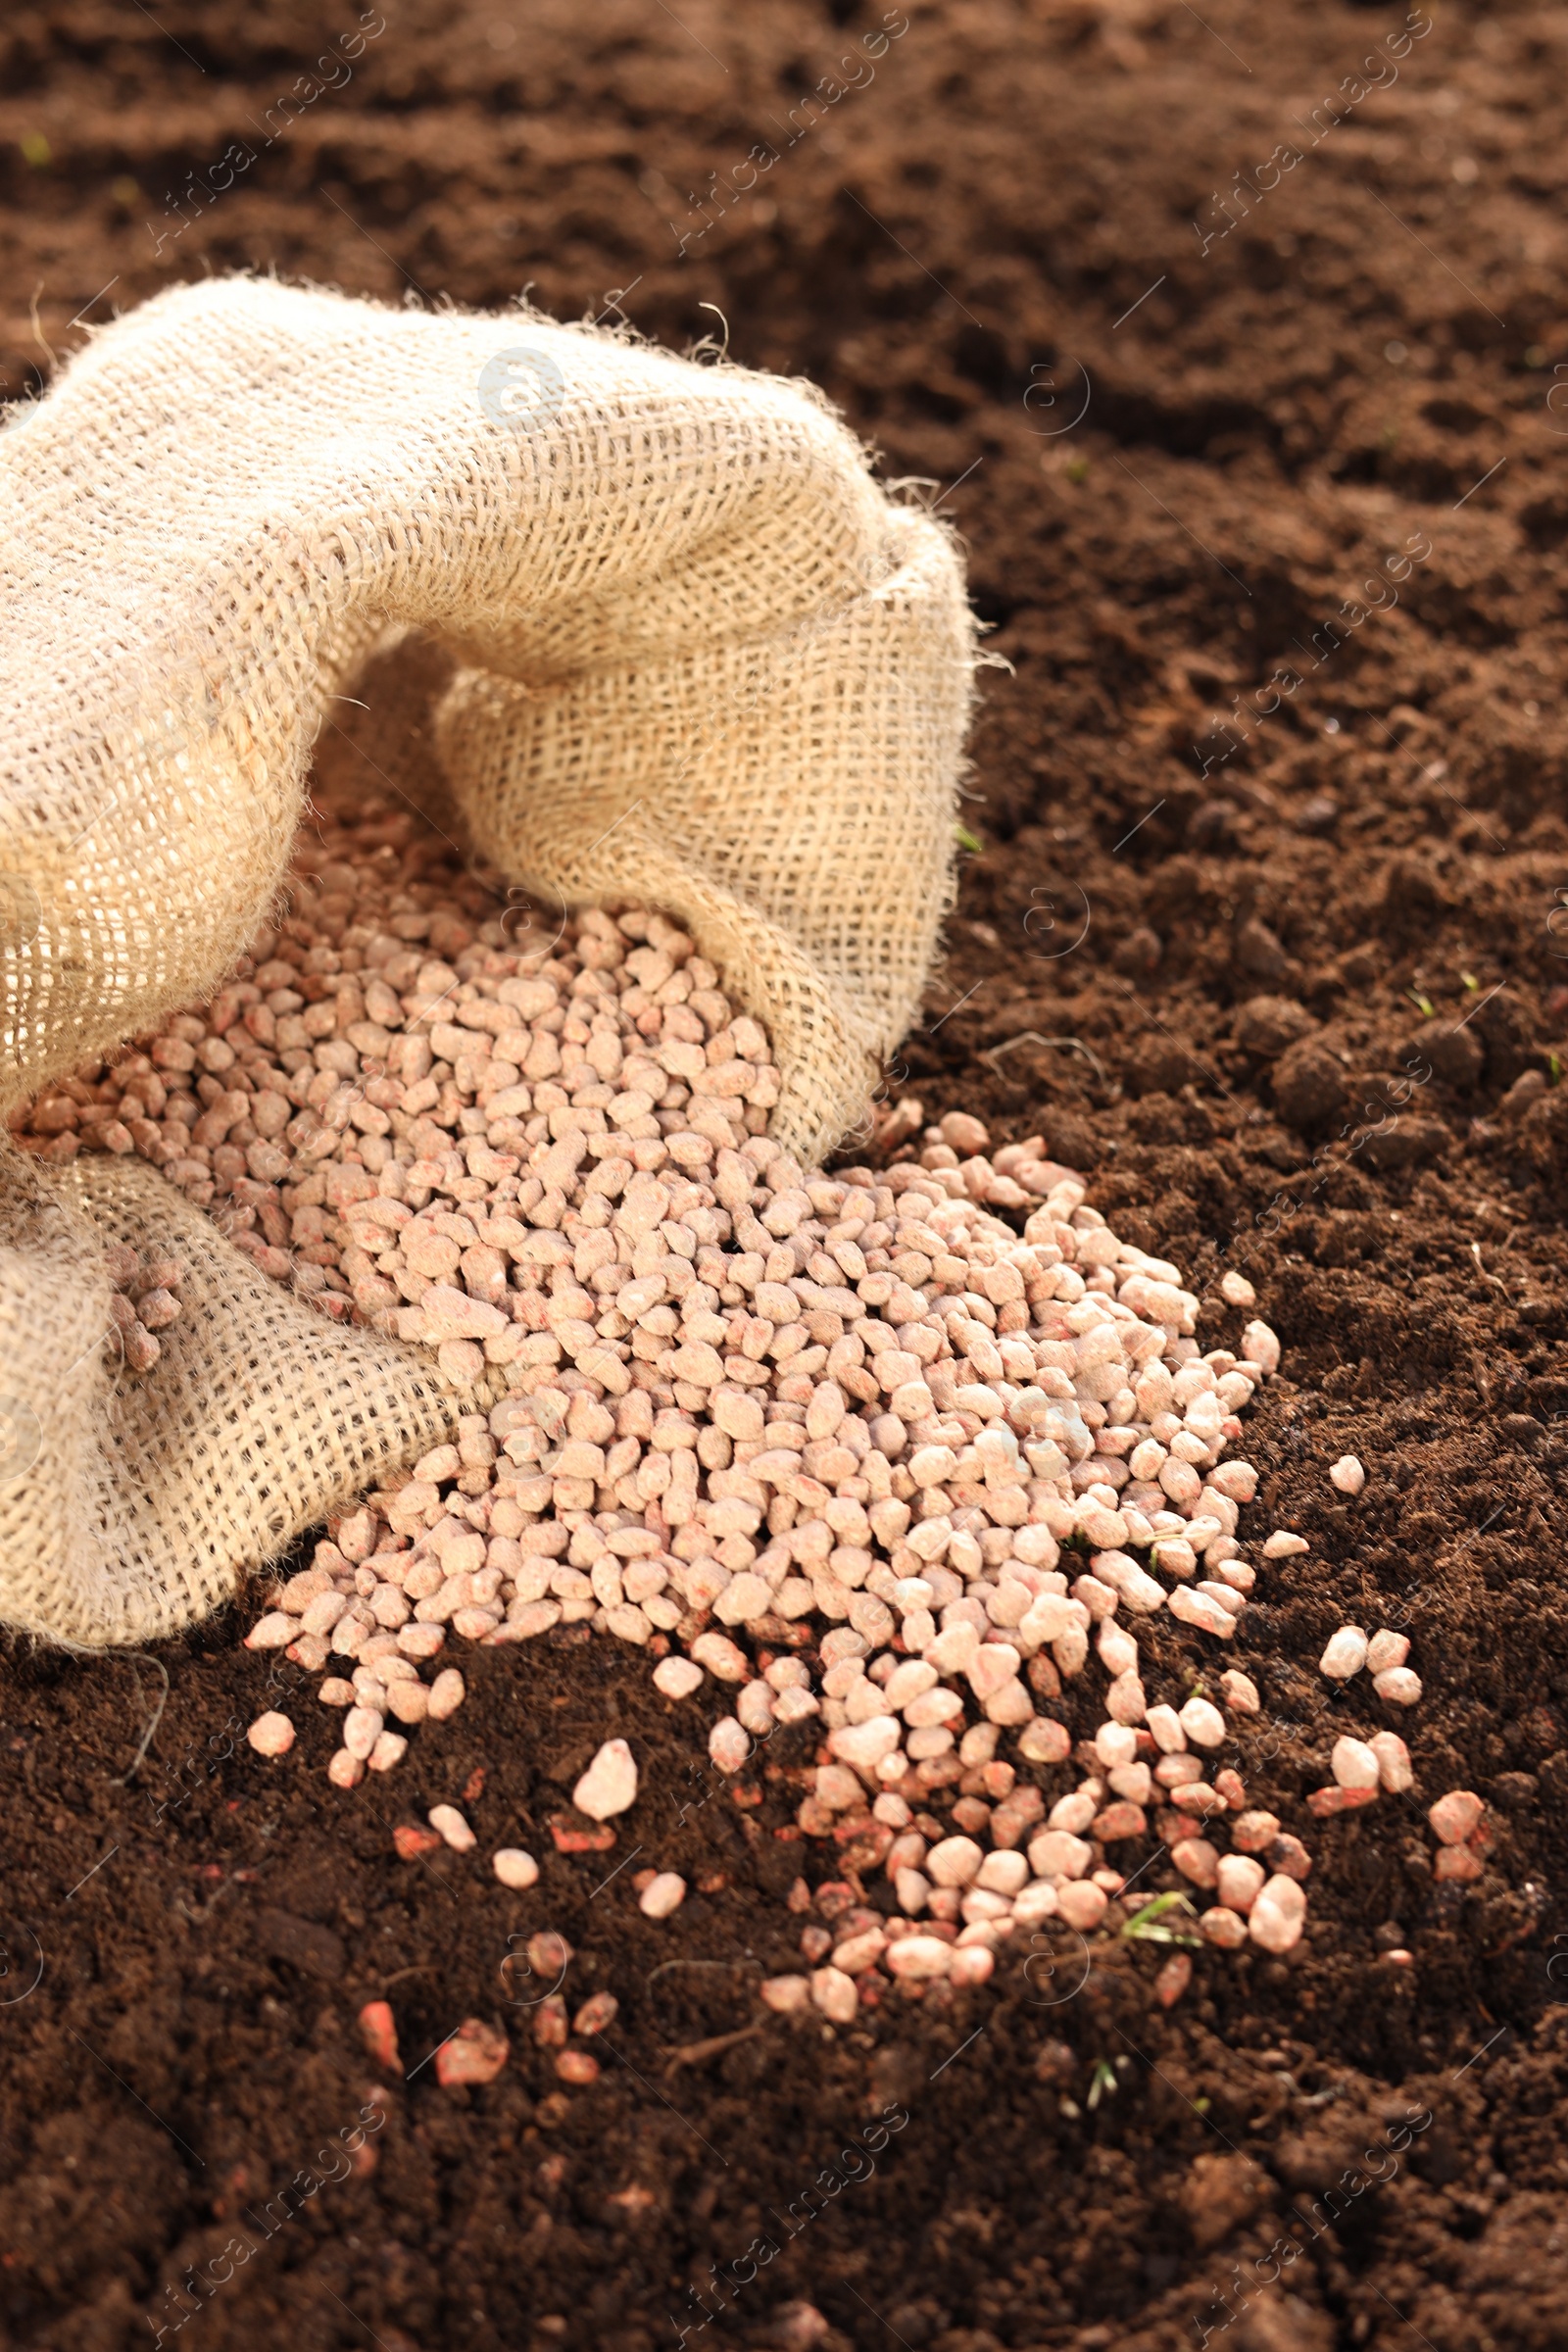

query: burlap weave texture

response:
[0,276,973,1644]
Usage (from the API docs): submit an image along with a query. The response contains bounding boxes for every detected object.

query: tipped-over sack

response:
[0,276,973,1645]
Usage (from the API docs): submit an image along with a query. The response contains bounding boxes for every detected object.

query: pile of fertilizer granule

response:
[16,789,1464,2015]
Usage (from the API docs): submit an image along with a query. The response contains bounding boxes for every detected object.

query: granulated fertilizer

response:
[14,789,1398,1983]
[0,272,973,1647]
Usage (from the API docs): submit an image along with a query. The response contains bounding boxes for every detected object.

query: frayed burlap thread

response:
[0,275,973,1646]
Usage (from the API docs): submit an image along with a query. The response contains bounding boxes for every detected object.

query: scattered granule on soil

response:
[17,795,1446,1999]
[638,1870,687,1918]
[1429,1788,1492,1885]
[492,1846,539,1889]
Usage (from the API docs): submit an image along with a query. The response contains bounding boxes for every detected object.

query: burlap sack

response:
[0,275,973,1646]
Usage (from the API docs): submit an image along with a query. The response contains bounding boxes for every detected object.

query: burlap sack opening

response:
[0,275,974,1647]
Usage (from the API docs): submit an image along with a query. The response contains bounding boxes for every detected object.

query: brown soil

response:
[3,3,1568,2348]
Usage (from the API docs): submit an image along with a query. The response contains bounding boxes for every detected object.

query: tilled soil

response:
[3,2,1568,2348]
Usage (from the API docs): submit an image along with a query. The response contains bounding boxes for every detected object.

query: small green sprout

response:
[1120,1891,1203,1947]
[1405,990,1435,1017]
[1461,971,1480,991]
[20,134,51,169]
[1550,1053,1563,1087]
[1086,2058,1118,2110]
[956,823,984,855]
[1066,457,1090,484]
